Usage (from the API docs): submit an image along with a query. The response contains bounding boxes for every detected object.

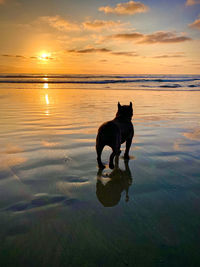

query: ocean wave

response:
[1,86,199,91]
[0,78,199,84]
[0,74,199,78]
[159,84,182,88]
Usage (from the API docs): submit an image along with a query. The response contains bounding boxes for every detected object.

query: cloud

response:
[39,15,80,31]
[67,47,138,57]
[58,35,89,46]
[111,51,138,56]
[83,20,124,30]
[152,52,185,58]
[67,48,111,54]
[141,32,191,44]
[1,54,54,60]
[99,1,149,15]
[106,32,143,40]
[186,0,200,6]
[0,0,5,4]
[189,17,200,30]
[1,54,26,58]
[105,31,192,44]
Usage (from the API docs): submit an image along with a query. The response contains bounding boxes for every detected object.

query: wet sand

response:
[0,88,200,266]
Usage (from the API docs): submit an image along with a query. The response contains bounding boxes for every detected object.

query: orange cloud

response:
[111,51,138,56]
[1,54,55,60]
[140,32,191,44]
[152,52,185,58]
[39,15,80,31]
[189,17,200,30]
[186,0,200,6]
[2,54,26,58]
[105,31,192,44]
[68,48,111,54]
[106,32,143,40]
[83,20,124,30]
[67,47,138,57]
[99,1,149,15]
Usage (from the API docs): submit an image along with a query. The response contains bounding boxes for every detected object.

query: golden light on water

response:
[45,93,50,116]
[45,94,49,105]
[43,83,49,89]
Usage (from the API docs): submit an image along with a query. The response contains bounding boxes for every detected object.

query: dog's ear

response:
[130,102,132,107]
[118,102,121,109]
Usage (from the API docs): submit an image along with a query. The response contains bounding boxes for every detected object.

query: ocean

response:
[0,74,200,91]
[0,74,200,266]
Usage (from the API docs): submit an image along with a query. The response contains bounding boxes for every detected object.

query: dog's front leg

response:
[124,137,132,159]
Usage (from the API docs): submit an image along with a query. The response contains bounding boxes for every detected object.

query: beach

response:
[0,75,200,266]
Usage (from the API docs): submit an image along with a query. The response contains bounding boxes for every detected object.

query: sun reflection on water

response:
[45,93,50,116]
[45,94,49,105]
[43,83,49,89]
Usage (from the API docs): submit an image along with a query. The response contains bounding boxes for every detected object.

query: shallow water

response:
[0,87,200,266]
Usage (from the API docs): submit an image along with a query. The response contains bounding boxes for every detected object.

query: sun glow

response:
[38,52,51,61]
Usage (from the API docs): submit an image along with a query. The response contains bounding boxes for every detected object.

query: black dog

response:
[96,102,134,169]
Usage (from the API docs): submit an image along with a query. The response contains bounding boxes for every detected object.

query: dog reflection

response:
[96,157,133,207]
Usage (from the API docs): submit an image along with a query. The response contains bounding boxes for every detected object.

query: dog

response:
[96,102,134,169]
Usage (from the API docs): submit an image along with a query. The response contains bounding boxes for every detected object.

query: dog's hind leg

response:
[96,144,105,169]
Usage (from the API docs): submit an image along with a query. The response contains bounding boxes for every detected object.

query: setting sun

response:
[38,52,51,61]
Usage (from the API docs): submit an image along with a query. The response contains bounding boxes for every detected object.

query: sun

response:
[38,52,51,61]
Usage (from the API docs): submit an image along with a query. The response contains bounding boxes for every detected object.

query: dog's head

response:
[116,102,133,120]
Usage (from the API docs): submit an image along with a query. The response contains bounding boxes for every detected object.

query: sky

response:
[0,0,200,74]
